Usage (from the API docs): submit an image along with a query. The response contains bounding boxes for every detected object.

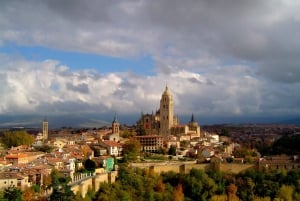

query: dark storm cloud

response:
[1,0,299,83]
[45,0,112,23]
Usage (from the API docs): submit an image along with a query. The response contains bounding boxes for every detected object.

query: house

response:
[99,141,122,156]
[0,172,30,190]
[53,138,68,148]
[5,152,45,165]
[97,156,115,171]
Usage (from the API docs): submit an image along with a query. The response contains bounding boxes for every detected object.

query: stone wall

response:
[132,162,255,175]
[70,171,118,198]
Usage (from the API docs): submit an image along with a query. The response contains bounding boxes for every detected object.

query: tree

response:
[210,195,227,201]
[50,169,75,201]
[84,159,96,172]
[122,138,141,162]
[226,183,239,201]
[0,130,34,148]
[278,185,294,201]
[42,174,52,193]
[3,186,24,201]
[168,145,177,156]
[34,145,54,153]
[121,128,134,138]
[22,187,35,201]
[220,128,229,136]
[173,183,184,201]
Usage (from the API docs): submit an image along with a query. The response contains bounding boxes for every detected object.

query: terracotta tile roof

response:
[101,140,121,147]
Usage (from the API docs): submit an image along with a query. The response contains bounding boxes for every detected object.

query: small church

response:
[137,86,201,138]
[103,113,120,142]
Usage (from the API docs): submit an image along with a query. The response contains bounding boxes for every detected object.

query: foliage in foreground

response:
[93,165,300,201]
[2,165,300,201]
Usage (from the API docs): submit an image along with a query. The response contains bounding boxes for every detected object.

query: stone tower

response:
[159,86,174,136]
[42,118,48,141]
[188,114,200,135]
[112,113,119,134]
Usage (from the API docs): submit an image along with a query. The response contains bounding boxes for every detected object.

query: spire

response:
[163,85,171,96]
[191,113,195,122]
[113,113,118,123]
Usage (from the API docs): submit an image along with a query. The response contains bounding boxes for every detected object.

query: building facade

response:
[135,135,164,152]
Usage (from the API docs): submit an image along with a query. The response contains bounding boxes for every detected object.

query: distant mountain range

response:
[276,117,300,125]
[0,114,298,129]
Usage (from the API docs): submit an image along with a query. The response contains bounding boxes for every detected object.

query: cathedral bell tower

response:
[159,86,174,136]
[42,118,48,142]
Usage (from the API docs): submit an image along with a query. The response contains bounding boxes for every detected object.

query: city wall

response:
[70,171,118,198]
[131,161,255,174]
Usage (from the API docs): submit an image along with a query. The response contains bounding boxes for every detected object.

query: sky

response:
[0,0,300,124]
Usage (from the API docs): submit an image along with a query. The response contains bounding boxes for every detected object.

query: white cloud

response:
[0,54,300,120]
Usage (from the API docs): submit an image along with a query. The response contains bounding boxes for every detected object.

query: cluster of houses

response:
[0,113,234,192]
[1,116,300,194]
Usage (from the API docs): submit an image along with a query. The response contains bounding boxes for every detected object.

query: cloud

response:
[0,1,300,120]
[0,54,300,120]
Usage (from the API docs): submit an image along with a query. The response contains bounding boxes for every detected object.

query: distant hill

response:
[0,114,111,129]
[277,117,300,126]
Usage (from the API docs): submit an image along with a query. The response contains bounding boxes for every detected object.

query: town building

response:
[98,141,122,156]
[135,135,164,152]
[0,172,30,190]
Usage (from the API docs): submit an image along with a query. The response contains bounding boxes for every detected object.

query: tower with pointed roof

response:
[112,113,119,134]
[188,113,200,134]
[159,86,174,136]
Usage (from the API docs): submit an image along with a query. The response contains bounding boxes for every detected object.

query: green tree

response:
[220,128,229,136]
[277,185,294,201]
[181,169,217,201]
[3,187,24,201]
[122,138,141,162]
[0,130,34,148]
[34,144,54,153]
[50,169,75,201]
[84,159,96,173]
[168,146,177,156]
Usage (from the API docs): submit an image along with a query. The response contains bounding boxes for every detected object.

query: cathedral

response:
[137,86,200,138]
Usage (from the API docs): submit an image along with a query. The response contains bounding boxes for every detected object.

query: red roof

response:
[101,140,121,147]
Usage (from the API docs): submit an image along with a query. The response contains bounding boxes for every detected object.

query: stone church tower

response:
[159,86,174,136]
[112,113,119,134]
[42,118,48,141]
